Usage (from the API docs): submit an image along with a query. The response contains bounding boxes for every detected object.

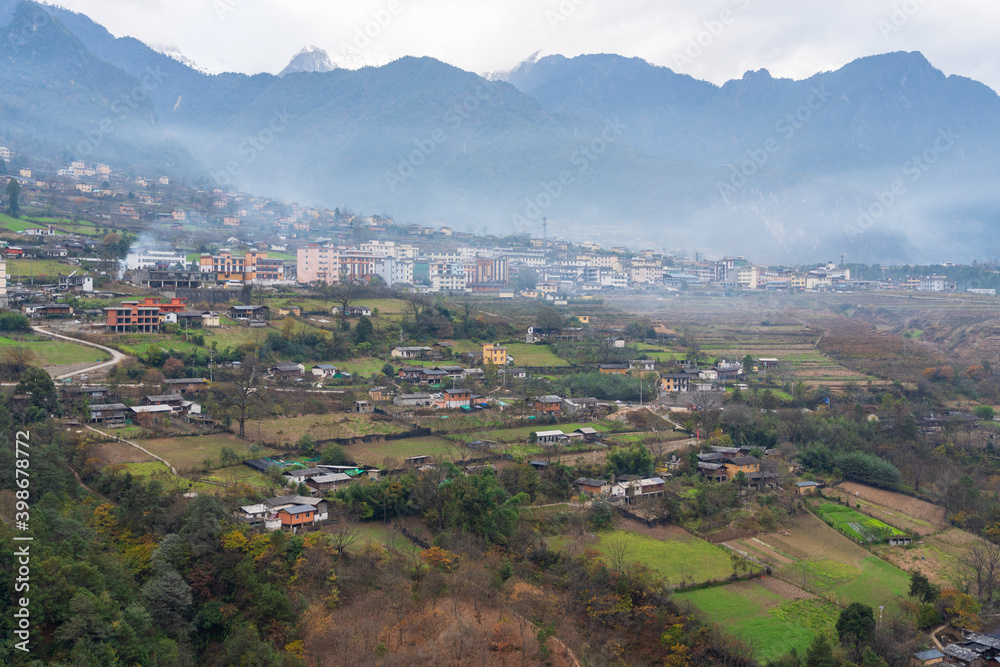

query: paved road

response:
[30,327,127,380]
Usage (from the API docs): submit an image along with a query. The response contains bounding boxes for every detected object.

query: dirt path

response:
[65,462,113,504]
[83,425,179,476]
[31,327,127,380]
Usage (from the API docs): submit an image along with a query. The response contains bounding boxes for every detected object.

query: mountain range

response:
[0,0,997,263]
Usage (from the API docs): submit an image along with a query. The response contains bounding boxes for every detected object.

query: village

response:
[6,149,1000,667]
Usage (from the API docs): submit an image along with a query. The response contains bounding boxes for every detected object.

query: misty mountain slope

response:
[0,2,997,261]
[0,2,197,170]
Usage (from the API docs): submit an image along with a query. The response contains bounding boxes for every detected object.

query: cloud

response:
[52,0,1000,91]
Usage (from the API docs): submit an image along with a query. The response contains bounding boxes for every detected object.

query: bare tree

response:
[606,532,631,573]
[962,539,1000,606]
[327,505,362,559]
[330,281,359,330]
[216,354,263,439]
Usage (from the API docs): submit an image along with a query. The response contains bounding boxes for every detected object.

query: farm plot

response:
[445,421,611,444]
[551,527,733,587]
[345,436,458,467]
[251,413,411,446]
[139,433,280,473]
[754,513,911,609]
[676,579,838,663]
[825,481,947,536]
[874,528,980,587]
[812,502,907,543]
[501,343,571,367]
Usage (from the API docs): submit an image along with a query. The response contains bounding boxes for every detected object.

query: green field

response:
[0,335,109,365]
[347,524,422,555]
[6,259,79,278]
[501,343,571,367]
[139,433,280,473]
[827,557,911,609]
[334,358,392,376]
[0,213,43,232]
[677,585,838,663]
[555,529,733,586]
[813,503,906,543]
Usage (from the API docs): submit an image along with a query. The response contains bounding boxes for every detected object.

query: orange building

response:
[136,296,187,320]
[199,250,284,283]
[482,343,508,366]
[105,301,161,333]
[277,505,315,529]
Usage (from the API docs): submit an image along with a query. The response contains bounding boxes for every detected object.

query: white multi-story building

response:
[629,259,663,285]
[360,241,396,257]
[0,146,10,159]
[372,257,413,287]
[429,261,467,292]
[919,276,950,293]
[124,250,189,271]
[600,272,629,289]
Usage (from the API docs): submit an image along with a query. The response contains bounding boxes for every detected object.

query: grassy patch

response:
[0,334,109,365]
[829,557,911,609]
[140,433,280,473]
[557,529,732,585]
[334,358,392,376]
[500,343,571,367]
[676,584,819,663]
[6,259,79,279]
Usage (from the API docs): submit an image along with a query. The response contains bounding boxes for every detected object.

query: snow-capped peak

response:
[279,45,391,76]
[483,50,549,82]
[148,44,216,75]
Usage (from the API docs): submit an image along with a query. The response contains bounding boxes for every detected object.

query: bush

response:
[833,451,902,489]
[0,312,30,331]
[321,445,348,466]
[917,604,942,630]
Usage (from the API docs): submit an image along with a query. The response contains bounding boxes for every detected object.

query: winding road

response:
[30,326,127,380]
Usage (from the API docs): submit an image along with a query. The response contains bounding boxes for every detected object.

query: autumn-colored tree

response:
[163,357,186,378]
[421,546,459,571]
[941,588,983,630]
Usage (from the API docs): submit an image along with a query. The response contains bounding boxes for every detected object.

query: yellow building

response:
[724,456,760,481]
[482,343,508,366]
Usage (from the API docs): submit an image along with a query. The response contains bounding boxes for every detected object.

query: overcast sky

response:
[54,0,1000,91]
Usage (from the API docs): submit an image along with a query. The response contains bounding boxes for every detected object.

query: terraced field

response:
[744,513,910,610]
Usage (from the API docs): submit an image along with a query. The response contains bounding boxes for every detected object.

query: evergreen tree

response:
[6,177,20,217]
